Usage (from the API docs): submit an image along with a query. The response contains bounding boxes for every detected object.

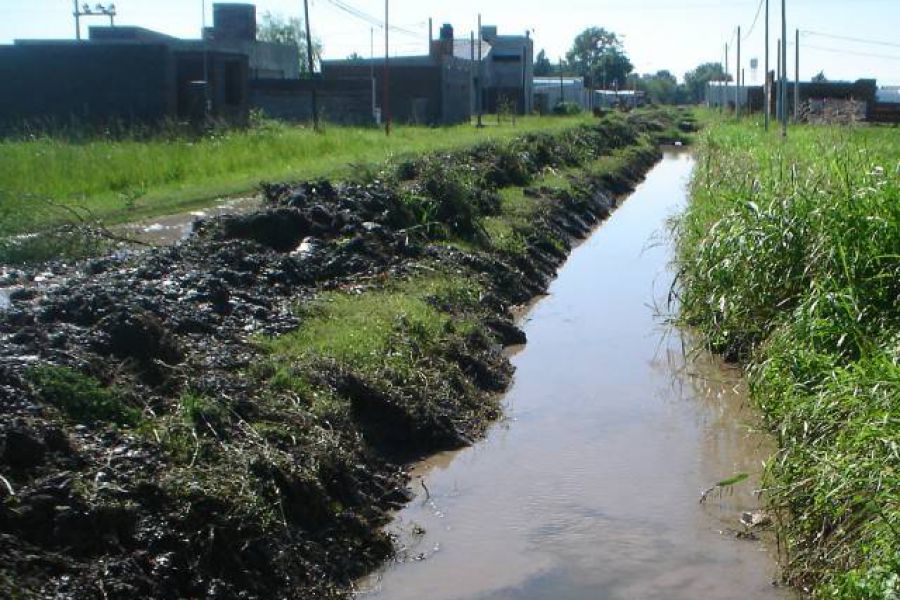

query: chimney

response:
[438,23,454,58]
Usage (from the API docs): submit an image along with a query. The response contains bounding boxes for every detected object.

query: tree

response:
[812,70,828,83]
[565,27,633,89]
[257,11,322,74]
[683,62,731,103]
[636,70,687,105]
[534,49,553,76]
[347,52,365,63]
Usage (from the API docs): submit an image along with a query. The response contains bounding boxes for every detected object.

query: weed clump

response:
[675,118,900,597]
[27,365,140,426]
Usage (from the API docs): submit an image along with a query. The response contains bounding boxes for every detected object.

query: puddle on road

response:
[358,152,791,600]
[116,195,262,246]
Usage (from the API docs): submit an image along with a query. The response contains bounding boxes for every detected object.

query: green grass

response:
[0,115,593,236]
[27,365,140,426]
[263,275,481,370]
[255,274,485,425]
[675,115,900,598]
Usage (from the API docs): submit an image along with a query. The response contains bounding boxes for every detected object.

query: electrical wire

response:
[802,30,900,50]
[802,43,900,62]
[742,0,766,40]
[323,0,423,38]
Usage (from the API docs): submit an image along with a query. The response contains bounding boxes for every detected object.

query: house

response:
[0,3,299,129]
[320,24,474,126]
[479,26,534,115]
[316,23,533,125]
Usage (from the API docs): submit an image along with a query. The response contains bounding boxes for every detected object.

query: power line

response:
[323,0,422,38]
[742,0,765,40]
[802,30,900,50]
[802,43,900,61]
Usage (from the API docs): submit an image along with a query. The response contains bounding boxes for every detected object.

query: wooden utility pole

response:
[303,0,319,131]
[781,0,787,137]
[384,0,391,135]
[794,28,800,121]
[477,14,484,127]
[724,43,729,111]
[370,27,376,121]
[736,26,741,116]
[559,58,565,106]
[776,39,781,122]
[764,0,770,130]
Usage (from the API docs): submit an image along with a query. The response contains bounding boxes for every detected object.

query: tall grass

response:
[675,117,900,598]
[0,115,593,236]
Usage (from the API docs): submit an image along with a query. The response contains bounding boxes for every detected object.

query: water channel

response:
[357,151,791,600]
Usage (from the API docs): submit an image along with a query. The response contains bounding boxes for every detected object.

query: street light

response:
[73,1,117,40]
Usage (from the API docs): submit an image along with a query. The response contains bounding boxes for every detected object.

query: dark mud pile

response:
[0,109,692,599]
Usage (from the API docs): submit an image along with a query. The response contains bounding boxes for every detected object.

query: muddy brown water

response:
[357,151,792,600]
[115,195,262,246]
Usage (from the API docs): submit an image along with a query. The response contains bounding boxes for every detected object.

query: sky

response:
[2,0,899,85]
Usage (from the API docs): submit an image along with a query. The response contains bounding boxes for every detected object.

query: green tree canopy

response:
[565,27,633,89]
[534,49,553,76]
[683,62,730,103]
[812,70,828,83]
[635,70,688,105]
[257,11,322,74]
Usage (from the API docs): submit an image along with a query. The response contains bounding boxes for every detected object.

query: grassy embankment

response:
[675,116,899,597]
[0,115,594,238]
[254,108,687,451]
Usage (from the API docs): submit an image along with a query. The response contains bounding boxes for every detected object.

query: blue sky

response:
[2,0,898,85]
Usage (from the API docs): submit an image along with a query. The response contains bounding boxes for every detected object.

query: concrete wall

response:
[441,58,474,124]
[534,78,588,111]
[0,42,250,129]
[202,39,300,80]
[322,59,469,125]
[0,43,176,127]
[251,78,373,124]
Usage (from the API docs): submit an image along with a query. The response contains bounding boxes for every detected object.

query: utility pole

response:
[781,0,787,137]
[764,0,770,130]
[724,43,729,112]
[202,0,211,117]
[794,28,800,121]
[303,0,319,131]
[736,26,741,116]
[428,18,433,52]
[370,27,376,122]
[384,0,391,135]
[559,58,564,106]
[776,39,781,123]
[73,0,81,40]
[477,14,483,127]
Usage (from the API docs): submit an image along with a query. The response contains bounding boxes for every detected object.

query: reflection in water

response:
[358,152,790,600]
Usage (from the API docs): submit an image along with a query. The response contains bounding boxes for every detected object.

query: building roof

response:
[534,77,583,86]
[322,55,439,69]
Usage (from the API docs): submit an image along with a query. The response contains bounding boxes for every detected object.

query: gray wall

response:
[0,43,176,126]
[251,78,373,125]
